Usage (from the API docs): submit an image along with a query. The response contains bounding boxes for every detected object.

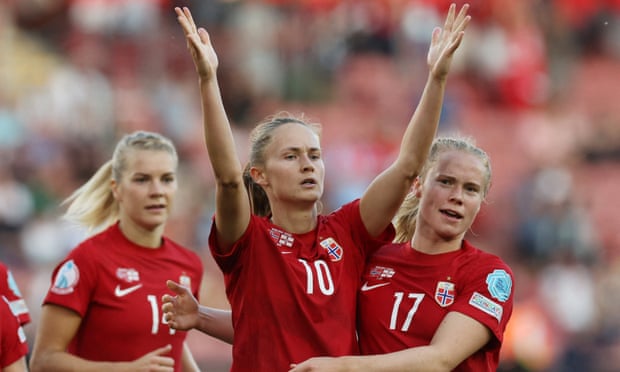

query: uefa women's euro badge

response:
[485,269,512,303]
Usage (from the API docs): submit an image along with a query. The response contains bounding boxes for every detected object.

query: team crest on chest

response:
[269,228,294,248]
[320,237,343,261]
[434,281,455,307]
[116,268,140,283]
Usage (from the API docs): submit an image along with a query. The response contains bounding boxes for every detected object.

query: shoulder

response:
[163,237,202,261]
[462,240,511,269]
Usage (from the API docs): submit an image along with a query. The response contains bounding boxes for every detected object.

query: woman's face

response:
[415,150,486,241]
[112,149,178,232]
[253,123,325,208]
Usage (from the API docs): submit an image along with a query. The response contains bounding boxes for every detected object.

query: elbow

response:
[428,356,460,372]
[29,354,44,372]
[29,348,57,372]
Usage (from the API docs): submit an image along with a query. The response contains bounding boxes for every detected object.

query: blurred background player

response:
[29,131,203,372]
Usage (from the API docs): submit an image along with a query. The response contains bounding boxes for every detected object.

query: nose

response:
[150,180,165,196]
[449,187,464,204]
[300,155,315,172]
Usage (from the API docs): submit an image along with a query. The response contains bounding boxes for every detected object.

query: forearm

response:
[359,74,446,235]
[337,347,452,372]
[195,305,234,344]
[181,342,200,372]
[30,352,135,372]
[397,73,447,177]
[199,77,243,181]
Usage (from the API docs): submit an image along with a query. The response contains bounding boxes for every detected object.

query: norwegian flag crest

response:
[320,238,343,262]
[434,281,455,307]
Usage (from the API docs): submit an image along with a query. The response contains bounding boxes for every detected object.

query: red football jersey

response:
[43,223,203,371]
[0,296,28,369]
[209,200,395,372]
[0,262,30,325]
[358,240,514,371]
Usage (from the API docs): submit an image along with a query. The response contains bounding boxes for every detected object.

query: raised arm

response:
[175,7,250,252]
[359,3,470,236]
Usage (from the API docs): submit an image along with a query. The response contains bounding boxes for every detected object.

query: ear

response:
[110,179,121,201]
[250,166,268,186]
[412,177,423,198]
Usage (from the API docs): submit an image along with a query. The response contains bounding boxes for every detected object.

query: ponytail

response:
[243,163,271,217]
[62,160,118,230]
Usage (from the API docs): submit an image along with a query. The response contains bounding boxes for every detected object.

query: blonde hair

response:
[393,135,491,243]
[62,131,178,230]
[243,112,321,216]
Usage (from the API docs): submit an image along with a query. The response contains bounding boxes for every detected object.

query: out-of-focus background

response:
[1,0,619,371]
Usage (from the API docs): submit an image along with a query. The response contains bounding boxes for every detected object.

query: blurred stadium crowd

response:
[1,0,620,371]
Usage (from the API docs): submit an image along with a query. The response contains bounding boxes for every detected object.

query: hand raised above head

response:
[427,3,471,81]
[175,6,219,81]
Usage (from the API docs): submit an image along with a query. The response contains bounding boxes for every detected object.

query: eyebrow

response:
[281,146,321,153]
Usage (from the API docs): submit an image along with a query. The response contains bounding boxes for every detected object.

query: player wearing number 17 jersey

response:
[290,135,515,372]
[358,240,513,371]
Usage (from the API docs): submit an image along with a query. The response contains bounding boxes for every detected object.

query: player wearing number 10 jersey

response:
[210,200,393,371]
[43,222,202,364]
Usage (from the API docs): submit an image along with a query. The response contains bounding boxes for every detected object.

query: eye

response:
[310,153,321,160]
[163,176,176,184]
[284,154,297,160]
[465,184,480,193]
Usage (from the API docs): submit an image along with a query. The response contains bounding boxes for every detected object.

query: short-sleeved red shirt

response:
[43,223,203,371]
[0,296,27,369]
[210,200,395,371]
[0,262,30,325]
[358,240,514,371]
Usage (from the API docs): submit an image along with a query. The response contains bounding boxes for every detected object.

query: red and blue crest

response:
[320,238,343,262]
[434,281,455,307]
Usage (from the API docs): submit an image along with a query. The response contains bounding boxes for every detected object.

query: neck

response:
[118,220,163,248]
[411,229,464,254]
[270,204,318,234]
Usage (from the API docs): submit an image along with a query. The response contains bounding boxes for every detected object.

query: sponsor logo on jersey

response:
[469,291,503,321]
[114,284,143,297]
[369,266,395,279]
[51,260,80,295]
[486,269,512,302]
[269,228,294,248]
[434,281,455,307]
[116,268,140,283]
[360,281,391,291]
[180,273,191,288]
[320,238,343,262]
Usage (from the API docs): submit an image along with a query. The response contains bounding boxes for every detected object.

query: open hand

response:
[427,3,471,80]
[175,6,219,81]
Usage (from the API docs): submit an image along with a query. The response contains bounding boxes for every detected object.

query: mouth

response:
[440,209,463,219]
[301,178,317,187]
[145,204,166,211]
